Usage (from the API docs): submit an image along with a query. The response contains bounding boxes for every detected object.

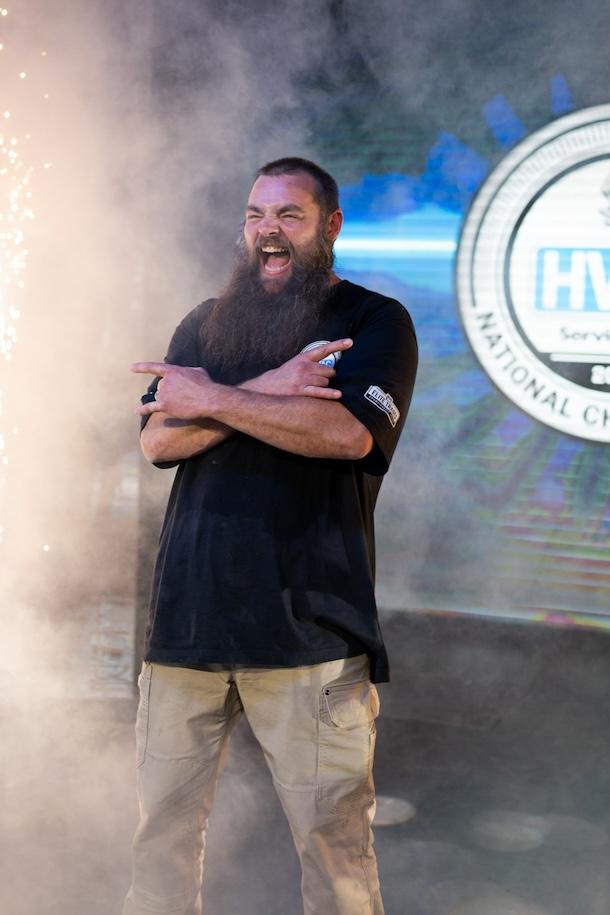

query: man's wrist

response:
[210,383,274,425]
[201,380,228,419]
[238,371,270,395]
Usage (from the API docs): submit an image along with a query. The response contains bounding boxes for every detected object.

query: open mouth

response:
[259,243,292,276]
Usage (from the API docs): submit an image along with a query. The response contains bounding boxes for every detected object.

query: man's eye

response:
[246,214,260,220]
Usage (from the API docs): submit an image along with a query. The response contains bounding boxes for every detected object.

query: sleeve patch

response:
[364,385,400,428]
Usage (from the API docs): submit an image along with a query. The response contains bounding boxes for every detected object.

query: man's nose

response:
[258,215,280,235]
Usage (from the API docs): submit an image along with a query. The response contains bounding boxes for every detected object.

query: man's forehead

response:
[247,172,319,209]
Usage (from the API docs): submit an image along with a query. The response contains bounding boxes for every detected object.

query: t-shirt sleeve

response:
[334,297,418,475]
[139,302,209,467]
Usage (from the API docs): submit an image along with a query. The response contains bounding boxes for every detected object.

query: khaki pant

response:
[123,655,384,915]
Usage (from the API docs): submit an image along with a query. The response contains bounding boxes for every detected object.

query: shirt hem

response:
[146,645,360,665]
[145,644,389,681]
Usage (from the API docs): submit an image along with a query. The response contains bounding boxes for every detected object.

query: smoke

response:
[0,2,344,913]
[1,1,609,912]
[1,0,344,645]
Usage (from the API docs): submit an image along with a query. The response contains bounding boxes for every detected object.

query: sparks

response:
[0,5,46,548]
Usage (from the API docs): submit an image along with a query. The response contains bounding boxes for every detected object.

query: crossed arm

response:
[133,339,374,463]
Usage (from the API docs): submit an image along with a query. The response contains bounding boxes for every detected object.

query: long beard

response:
[199,230,335,380]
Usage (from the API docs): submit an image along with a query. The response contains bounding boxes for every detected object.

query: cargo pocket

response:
[317,678,380,810]
[135,662,153,769]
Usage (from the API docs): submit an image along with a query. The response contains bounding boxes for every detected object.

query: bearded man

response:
[123,158,418,915]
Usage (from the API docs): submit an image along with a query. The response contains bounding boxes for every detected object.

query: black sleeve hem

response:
[339,396,392,476]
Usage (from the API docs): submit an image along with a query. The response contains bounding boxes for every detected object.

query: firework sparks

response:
[0,6,44,545]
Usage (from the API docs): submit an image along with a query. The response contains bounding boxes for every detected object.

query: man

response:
[124,158,418,915]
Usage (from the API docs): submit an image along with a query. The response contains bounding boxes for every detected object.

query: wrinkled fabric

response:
[123,655,384,915]
[140,281,418,684]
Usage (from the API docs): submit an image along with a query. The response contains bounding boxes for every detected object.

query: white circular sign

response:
[456,105,610,442]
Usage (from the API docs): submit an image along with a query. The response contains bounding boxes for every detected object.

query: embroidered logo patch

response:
[301,340,342,368]
[364,385,400,428]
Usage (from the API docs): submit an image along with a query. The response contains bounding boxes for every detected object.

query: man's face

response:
[243,172,341,291]
[199,171,342,374]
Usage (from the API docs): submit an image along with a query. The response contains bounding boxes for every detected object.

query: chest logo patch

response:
[301,340,343,368]
[364,385,400,428]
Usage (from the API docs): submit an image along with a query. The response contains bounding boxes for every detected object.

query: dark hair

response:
[255,157,339,215]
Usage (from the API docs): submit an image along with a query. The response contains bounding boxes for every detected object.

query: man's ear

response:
[326,209,343,243]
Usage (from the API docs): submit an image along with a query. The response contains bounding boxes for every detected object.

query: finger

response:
[130,361,171,375]
[303,338,352,361]
[308,364,335,378]
[135,401,162,416]
[302,385,342,399]
[306,375,330,387]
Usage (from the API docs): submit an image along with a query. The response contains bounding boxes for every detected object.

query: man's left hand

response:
[132,363,219,419]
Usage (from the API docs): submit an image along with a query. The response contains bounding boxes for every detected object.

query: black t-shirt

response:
[141,280,418,683]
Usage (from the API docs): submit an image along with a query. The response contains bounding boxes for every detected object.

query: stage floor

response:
[3,612,610,914]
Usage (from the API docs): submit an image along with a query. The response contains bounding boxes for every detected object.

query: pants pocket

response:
[135,662,153,769]
[317,678,380,811]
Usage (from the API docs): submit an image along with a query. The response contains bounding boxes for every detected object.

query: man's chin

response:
[259,267,292,293]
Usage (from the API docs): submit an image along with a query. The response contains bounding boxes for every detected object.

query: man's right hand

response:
[242,338,353,398]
